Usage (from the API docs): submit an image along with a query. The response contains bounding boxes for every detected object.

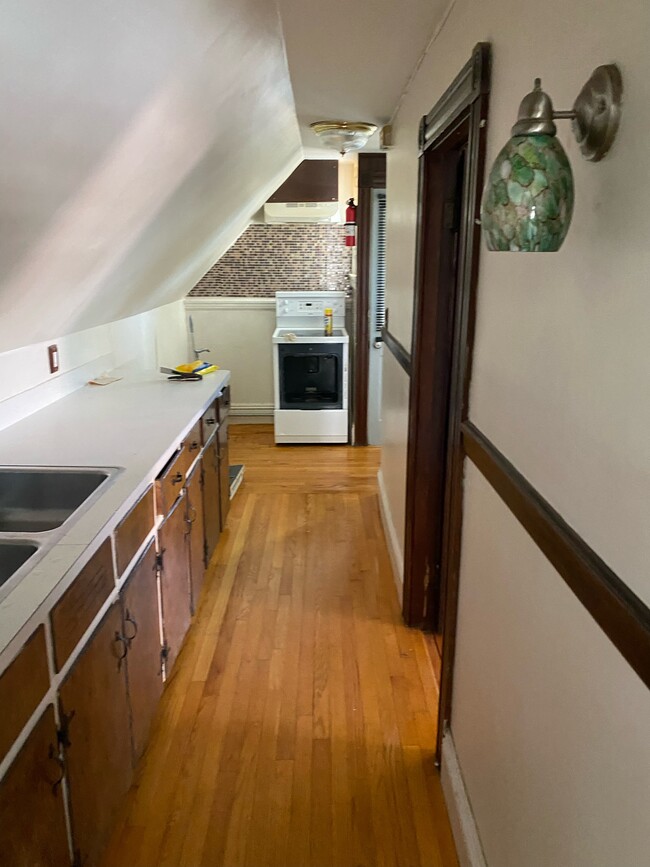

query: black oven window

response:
[279,345,343,410]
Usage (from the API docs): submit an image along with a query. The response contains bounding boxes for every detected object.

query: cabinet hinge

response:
[57,709,76,749]
[160,642,169,676]
[155,549,166,572]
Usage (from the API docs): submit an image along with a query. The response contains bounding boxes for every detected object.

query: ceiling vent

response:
[263,201,340,224]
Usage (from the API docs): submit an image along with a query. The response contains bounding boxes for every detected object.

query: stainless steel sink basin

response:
[0,541,39,587]
[0,468,113,533]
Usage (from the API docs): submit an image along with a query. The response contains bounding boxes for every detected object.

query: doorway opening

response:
[401,44,491,758]
[353,154,386,446]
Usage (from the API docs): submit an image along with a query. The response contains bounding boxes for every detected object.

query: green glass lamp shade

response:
[481,134,574,252]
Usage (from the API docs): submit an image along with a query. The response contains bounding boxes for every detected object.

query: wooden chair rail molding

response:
[461,420,650,690]
[381,325,411,376]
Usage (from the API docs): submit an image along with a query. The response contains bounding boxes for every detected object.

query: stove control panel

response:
[276,292,346,321]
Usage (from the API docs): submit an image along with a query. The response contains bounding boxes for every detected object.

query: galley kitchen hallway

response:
[102,425,458,867]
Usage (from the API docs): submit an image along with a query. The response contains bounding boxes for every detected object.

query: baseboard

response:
[376,467,404,604]
[184,297,275,310]
[231,403,274,418]
[232,416,273,425]
[441,730,488,867]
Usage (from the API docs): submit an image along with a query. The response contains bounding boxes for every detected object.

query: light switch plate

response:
[47,344,59,374]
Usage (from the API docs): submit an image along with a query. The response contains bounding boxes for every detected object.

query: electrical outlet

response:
[47,344,59,374]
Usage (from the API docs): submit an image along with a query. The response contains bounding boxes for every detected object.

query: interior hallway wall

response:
[0,301,188,432]
[379,0,650,864]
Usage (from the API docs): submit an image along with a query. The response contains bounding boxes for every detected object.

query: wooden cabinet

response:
[158,493,192,676]
[60,602,132,867]
[0,625,49,763]
[186,460,206,612]
[201,401,218,444]
[114,486,154,577]
[120,540,162,763]
[267,159,338,203]
[202,431,221,566]
[155,445,190,517]
[51,539,114,671]
[184,419,202,457]
[218,416,230,529]
[217,384,231,422]
[0,705,70,867]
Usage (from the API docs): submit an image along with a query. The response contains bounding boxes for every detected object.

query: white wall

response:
[380,0,650,864]
[0,0,301,355]
[0,301,188,431]
[185,298,275,418]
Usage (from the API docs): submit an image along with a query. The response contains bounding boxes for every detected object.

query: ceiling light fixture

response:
[481,64,622,252]
[310,121,378,155]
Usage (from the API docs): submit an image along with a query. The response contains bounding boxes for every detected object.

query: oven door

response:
[278,343,344,410]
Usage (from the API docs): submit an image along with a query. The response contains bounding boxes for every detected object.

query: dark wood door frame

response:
[401,43,491,758]
[354,154,386,445]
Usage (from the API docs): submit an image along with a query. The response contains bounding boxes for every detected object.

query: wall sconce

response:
[481,65,622,252]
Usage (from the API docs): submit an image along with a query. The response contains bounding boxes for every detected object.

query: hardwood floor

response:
[102,425,458,867]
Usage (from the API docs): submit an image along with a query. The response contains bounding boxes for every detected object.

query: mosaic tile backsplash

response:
[189,224,352,297]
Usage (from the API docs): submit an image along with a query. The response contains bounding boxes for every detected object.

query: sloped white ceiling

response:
[278,0,450,149]
[0,0,302,352]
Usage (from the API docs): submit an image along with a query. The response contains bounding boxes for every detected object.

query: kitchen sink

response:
[0,541,39,587]
[0,467,116,533]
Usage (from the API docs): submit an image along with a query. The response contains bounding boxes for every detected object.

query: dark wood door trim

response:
[354,154,386,445]
[381,321,411,376]
[462,420,650,690]
[400,42,491,763]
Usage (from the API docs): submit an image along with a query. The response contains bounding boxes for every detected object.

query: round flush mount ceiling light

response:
[481,64,622,252]
[310,121,378,155]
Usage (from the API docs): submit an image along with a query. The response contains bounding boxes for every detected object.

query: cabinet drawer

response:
[155,446,190,517]
[217,384,231,421]
[0,626,50,764]
[184,419,203,458]
[51,539,114,671]
[201,401,218,443]
[114,486,154,577]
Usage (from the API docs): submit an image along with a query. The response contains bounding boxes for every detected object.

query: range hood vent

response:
[263,201,340,224]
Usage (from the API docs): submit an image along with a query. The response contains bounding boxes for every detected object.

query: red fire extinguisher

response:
[345,198,357,247]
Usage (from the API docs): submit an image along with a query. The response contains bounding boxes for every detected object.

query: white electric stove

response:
[272,291,349,444]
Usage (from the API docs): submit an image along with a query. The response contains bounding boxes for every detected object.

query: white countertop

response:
[0,365,230,661]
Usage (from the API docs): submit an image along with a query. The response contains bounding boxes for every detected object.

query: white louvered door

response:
[368,189,386,445]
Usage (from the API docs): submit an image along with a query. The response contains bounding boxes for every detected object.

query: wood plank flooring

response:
[102,425,458,867]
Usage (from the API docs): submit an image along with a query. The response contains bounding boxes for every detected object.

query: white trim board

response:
[231,402,274,417]
[377,467,404,604]
[184,297,275,310]
[441,730,488,867]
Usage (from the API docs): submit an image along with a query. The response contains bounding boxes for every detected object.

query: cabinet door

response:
[218,417,230,529]
[186,460,206,612]
[202,432,221,565]
[159,492,192,676]
[121,540,162,764]
[0,705,71,867]
[60,602,132,867]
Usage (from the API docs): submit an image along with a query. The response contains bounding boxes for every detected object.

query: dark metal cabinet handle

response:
[114,631,129,670]
[124,611,138,642]
[171,472,183,485]
[48,744,66,795]
[206,417,216,426]
[189,440,200,452]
